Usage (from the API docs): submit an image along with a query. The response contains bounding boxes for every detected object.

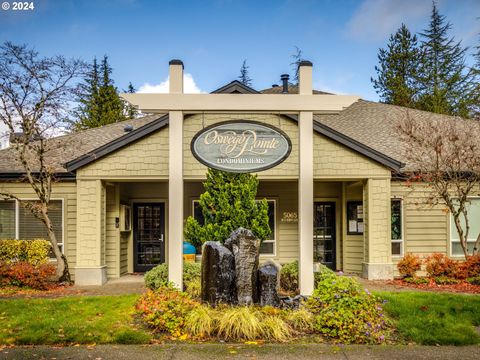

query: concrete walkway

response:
[0,344,479,360]
[71,274,146,296]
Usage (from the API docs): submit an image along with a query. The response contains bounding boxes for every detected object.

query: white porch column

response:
[168,60,184,289]
[298,61,314,295]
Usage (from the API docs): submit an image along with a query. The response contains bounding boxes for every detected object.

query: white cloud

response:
[346,0,431,42]
[138,73,204,94]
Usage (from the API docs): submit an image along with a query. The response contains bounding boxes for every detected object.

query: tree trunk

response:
[41,205,71,283]
[474,232,480,256]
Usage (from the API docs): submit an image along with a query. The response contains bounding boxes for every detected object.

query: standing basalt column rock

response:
[258,261,280,307]
[201,241,236,305]
[225,227,260,305]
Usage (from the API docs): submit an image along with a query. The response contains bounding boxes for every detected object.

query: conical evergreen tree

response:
[238,59,252,87]
[184,169,270,249]
[416,2,471,117]
[124,82,138,119]
[74,55,126,129]
[372,24,420,107]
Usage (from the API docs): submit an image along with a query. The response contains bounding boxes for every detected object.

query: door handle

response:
[159,234,164,242]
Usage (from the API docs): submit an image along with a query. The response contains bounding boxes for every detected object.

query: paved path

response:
[0,344,479,360]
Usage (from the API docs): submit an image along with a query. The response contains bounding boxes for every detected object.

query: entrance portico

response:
[120,60,364,294]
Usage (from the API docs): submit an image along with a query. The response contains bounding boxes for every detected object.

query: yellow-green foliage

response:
[284,308,314,333]
[261,316,292,342]
[217,306,263,341]
[0,239,51,265]
[185,277,201,299]
[184,305,216,338]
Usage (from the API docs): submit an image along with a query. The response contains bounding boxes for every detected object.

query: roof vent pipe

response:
[280,74,289,93]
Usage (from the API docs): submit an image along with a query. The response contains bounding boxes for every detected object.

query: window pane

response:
[0,201,15,238]
[267,201,275,240]
[391,199,402,240]
[260,241,274,255]
[391,242,402,256]
[18,200,63,243]
[452,241,475,256]
[193,201,205,226]
[450,199,480,240]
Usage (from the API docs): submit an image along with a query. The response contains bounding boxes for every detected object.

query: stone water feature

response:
[201,227,280,307]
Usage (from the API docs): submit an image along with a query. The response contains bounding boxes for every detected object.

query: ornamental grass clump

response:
[217,306,263,341]
[135,285,199,336]
[305,273,390,344]
[184,305,217,338]
[261,315,292,342]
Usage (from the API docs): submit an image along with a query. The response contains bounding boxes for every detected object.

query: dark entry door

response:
[133,203,165,272]
[313,202,336,270]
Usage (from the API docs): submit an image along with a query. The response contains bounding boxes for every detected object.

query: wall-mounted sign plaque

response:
[191,120,292,173]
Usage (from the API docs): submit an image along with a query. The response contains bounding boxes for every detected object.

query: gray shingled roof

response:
[0,114,162,174]
[0,83,472,176]
[314,100,474,172]
[261,85,332,95]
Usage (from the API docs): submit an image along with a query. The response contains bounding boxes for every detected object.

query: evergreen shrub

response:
[305,273,390,344]
[184,169,270,248]
[144,262,201,295]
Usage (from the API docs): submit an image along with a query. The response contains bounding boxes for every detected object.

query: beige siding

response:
[77,130,169,179]
[364,178,391,264]
[183,114,299,180]
[313,133,390,179]
[391,181,449,260]
[105,185,120,278]
[343,182,364,274]
[0,181,77,278]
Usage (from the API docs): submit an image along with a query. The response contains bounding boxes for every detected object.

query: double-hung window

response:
[450,198,480,256]
[0,199,64,253]
[391,198,403,256]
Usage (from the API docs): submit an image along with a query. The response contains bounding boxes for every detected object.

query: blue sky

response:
[0,0,479,100]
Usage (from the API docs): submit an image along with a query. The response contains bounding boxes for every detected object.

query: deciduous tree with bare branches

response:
[0,42,85,282]
[398,113,480,259]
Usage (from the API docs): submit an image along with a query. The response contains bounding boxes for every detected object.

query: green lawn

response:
[0,295,151,345]
[0,292,479,346]
[376,291,480,346]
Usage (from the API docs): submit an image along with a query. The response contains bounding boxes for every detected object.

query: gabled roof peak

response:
[211,80,259,94]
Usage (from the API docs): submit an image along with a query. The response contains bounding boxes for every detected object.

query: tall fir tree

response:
[74,55,126,129]
[416,2,471,117]
[238,59,252,87]
[371,24,420,107]
[290,46,303,85]
[124,82,138,119]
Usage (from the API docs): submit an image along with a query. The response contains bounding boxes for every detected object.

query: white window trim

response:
[192,198,277,257]
[258,199,276,257]
[7,198,65,254]
[449,196,480,257]
[391,197,404,258]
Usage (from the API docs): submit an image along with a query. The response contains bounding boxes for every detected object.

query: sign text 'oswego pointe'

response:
[191,120,292,173]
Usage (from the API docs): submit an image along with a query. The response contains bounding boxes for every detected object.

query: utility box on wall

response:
[119,204,131,232]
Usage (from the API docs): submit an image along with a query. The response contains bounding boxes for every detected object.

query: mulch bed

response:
[0,284,82,299]
[386,279,480,294]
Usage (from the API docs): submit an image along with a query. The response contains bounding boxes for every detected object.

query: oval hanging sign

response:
[191,120,292,173]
